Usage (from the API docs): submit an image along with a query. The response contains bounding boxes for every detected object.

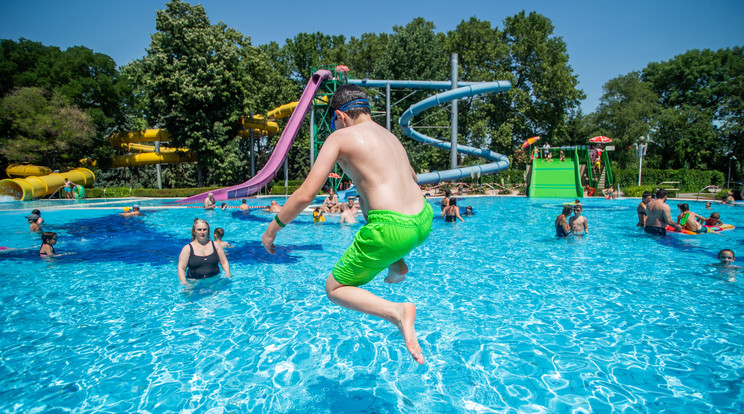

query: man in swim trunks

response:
[645,189,683,236]
[262,84,432,365]
[204,193,216,210]
[63,178,77,200]
[636,191,653,227]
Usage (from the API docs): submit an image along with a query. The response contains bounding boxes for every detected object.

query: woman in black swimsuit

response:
[177,218,231,285]
[555,205,572,237]
[441,197,464,222]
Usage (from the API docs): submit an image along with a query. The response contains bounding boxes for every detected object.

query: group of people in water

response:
[439,190,474,222]
[18,84,741,366]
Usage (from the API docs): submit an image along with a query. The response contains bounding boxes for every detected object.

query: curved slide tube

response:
[0,167,95,200]
[338,80,511,199]
[398,81,512,185]
[5,163,53,178]
[178,69,333,204]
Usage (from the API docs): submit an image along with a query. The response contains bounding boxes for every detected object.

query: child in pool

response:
[699,212,723,227]
[676,203,706,232]
[569,204,588,235]
[713,249,742,281]
[313,207,326,222]
[39,232,58,257]
[213,228,232,248]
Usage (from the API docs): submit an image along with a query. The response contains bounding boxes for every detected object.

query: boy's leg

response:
[325,273,424,364]
[384,258,408,284]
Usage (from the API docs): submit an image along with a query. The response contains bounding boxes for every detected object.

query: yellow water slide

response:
[0,102,301,200]
[101,129,197,168]
[0,167,95,200]
[5,163,53,178]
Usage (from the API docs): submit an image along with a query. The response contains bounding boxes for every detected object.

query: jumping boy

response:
[262,85,433,364]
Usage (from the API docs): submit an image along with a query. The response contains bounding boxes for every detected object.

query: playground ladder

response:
[597,166,607,190]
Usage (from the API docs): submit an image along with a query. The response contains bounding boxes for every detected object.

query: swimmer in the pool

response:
[555,205,572,237]
[569,204,588,235]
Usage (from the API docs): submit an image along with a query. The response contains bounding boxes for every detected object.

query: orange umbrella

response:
[521,136,541,149]
[328,173,341,179]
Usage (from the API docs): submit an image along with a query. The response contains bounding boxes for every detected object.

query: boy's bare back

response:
[323,120,423,215]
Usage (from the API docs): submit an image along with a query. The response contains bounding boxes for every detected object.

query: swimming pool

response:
[1,196,742,412]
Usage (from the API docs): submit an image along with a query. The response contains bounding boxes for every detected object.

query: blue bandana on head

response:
[330,99,370,131]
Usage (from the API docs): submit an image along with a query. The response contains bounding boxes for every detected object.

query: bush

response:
[270,185,301,195]
[622,185,656,197]
[614,169,724,192]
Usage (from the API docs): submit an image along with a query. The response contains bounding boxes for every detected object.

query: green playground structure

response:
[527,146,614,198]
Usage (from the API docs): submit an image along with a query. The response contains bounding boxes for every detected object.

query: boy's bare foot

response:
[398,302,424,364]
[385,259,408,284]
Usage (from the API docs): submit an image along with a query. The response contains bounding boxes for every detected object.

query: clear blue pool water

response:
[1,196,743,413]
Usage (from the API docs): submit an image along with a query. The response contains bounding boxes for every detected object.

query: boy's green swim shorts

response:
[332,201,433,286]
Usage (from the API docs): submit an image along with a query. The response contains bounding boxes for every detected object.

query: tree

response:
[497,11,584,149]
[371,18,450,173]
[346,33,389,79]
[128,0,255,185]
[0,39,124,131]
[592,72,661,168]
[445,18,511,157]
[0,87,94,169]
[282,32,348,83]
[643,47,744,170]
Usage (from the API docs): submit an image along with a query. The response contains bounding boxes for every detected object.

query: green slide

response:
[528,151,583,198]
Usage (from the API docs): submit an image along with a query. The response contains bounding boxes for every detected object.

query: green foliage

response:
[0,39,125,131]
[591,72,660,168]
[126,0,256,185]
[496,11,585,150]
[592,47,743,172]
[0,87,95,169]
[614,168,724,192]
[621,185,656,197]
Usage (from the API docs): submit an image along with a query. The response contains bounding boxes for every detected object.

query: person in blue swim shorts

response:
[262,84,433,364]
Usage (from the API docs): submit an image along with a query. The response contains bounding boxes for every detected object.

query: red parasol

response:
[589,136,612,143]
[328,173,341,179]
[520,136,541,149]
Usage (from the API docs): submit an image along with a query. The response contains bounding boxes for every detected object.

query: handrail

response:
[602,149,614,186]
[581,148,596,189]
[47,186,63,199]
[696,185,721,201]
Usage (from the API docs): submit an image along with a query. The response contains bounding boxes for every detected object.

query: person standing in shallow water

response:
[555,205,572,237]
[262,84,432,365]
[178,219,230,285]
[644,189,683,236]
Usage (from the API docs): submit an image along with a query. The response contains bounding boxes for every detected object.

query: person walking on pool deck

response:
[63,178,77,200]
[644,189,683,236]
[261,84,433,365]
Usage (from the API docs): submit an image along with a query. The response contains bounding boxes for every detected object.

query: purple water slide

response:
[178,70,332,204]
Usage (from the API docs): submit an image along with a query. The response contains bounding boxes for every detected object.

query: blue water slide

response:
[398,81,512,185]
[349,79,480,89]
[336,79,511,198]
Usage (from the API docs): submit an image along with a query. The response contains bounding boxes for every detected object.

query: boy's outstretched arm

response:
[262,138,341,254]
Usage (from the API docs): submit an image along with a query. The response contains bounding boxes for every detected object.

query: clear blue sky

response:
[1,0,742,114]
